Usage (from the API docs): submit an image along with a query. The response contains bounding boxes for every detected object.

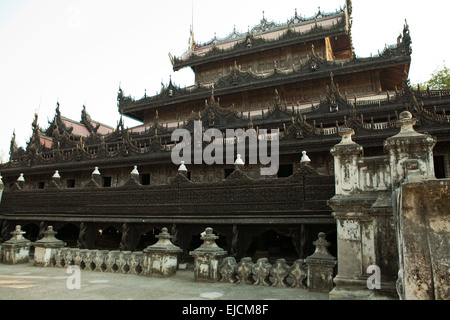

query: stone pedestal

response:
[33,226,67,267]
[384,111,437,189]
[305,232,337,293]
[384,111,447,300]
[143,227,182,277]
[1,225,31,264]
[328,128,379,299]
[190,227,227,282]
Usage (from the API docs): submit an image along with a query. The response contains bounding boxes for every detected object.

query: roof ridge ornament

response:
[301,151,311,164]
[234,154,244,166]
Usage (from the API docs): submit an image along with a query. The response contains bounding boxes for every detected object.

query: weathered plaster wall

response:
[396,179,450,300]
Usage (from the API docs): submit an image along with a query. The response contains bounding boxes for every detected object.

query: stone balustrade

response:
[0,225,339,293]
[218,256,308,289]
[357,156,391,192]
[51,248,146,275]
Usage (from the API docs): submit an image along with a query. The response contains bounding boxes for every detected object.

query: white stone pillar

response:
[1,225,31,264]
[384,111,436,189]
[33,226,67,267]
[190,227,227,283]
[330,128,363,196]
[143,227,182,277]
[305,232,337,293]
[329,128,377,299]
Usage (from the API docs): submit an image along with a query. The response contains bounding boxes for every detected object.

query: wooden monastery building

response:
[1,1,449,264]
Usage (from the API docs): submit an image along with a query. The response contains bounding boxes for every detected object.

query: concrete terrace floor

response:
[0,259,329,301]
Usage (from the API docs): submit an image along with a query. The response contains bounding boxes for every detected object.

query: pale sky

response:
[0,0,449,163]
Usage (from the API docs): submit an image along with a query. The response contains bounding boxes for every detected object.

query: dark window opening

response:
[95,227,121,250]
[38,182,45,189]
[66,179,75,188]
[55,224,79,248]
[187,171,191,181]
[135,228,159,251]
[141,173,151,186]
[103,176,112,187]
[434,156,446,179]
[224,168,234,179]
[277,164,293,178]
[246,230,298,264]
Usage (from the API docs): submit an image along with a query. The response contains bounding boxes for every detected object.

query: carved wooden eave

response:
[282,114,318,140]
[119,48,411,122]
[3,82,449,175]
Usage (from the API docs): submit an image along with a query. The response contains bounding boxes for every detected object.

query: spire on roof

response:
[346,0,353,16]
[189,0,195,50]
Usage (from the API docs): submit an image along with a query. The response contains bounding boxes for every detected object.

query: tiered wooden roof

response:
[170,6,353,71]
[120,2,411,123]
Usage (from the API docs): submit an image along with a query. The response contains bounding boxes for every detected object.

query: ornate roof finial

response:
[52,170,61,179]
[346,0,353,16]
[92,167,101,176]
[131,165,139,176]
[17,173,25,182]
[234,154,245,166]
[189,0,195,50]
[178,161,188,172]
[301,151,311,164]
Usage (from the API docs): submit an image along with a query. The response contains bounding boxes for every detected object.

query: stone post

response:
[305,232,337,293]
[32,226,67,267]
[0,173,4,204]
[384,111,436,189]
[384,111,447,300]
[330,128,363,196]
[143,227,182,277]
[190,227,227,282]
[328,128,377,299]
[1,225,31,264]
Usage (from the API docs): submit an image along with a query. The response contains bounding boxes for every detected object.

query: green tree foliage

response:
[416,64,450,90]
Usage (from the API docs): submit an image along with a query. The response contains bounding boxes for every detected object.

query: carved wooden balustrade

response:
[0,165,335,226]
